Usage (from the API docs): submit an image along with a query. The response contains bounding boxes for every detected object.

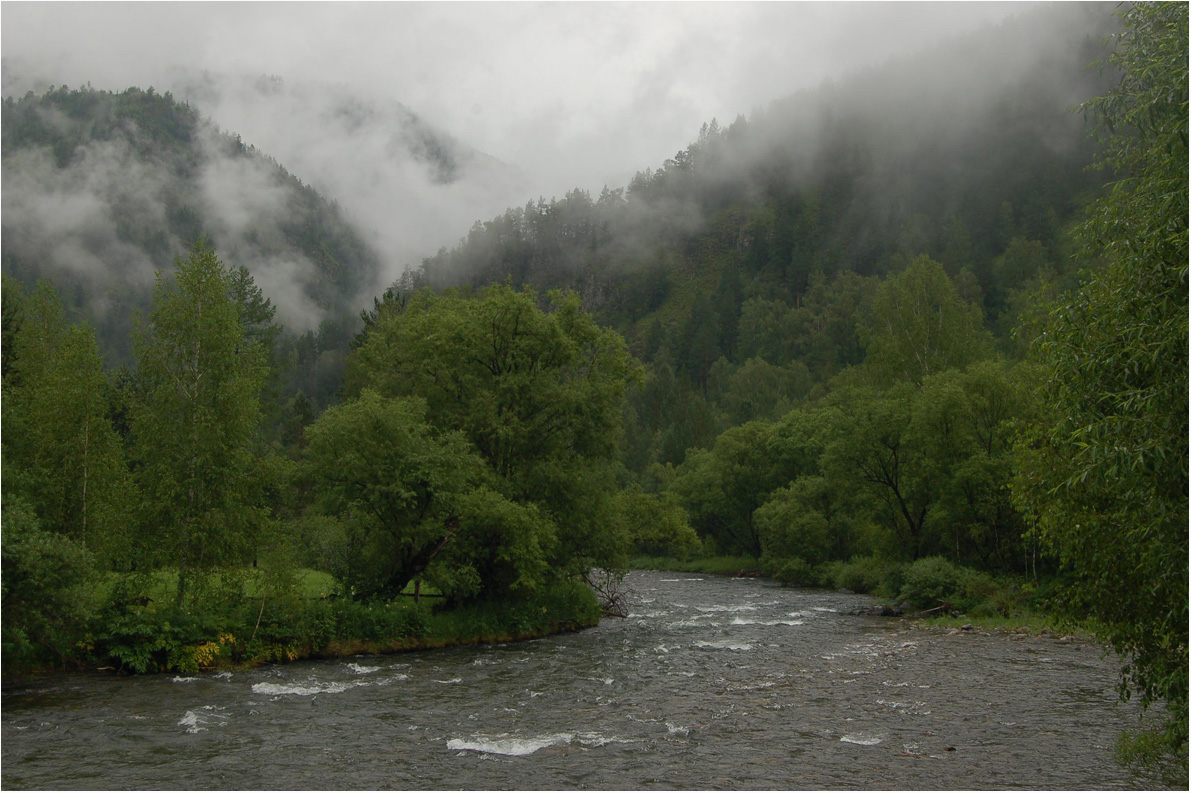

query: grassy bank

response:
[5,572,601,677]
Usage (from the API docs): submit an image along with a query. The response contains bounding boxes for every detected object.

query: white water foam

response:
[251,679,376,696]
[346,663,380,674]
[840,734,884,746]
[178,705,228,734]
[666,619,706,629]
[435,677,463,684]
[694,640,754,651]
[171,676,198,683]
[448,733,573,756]
[730,617,804,626]
[576,732,639,747]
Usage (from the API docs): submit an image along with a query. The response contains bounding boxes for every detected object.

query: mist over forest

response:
[2,2,1113,358]
[2,2,1186,782]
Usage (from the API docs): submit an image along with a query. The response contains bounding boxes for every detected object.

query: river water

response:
[2,571,1146,789]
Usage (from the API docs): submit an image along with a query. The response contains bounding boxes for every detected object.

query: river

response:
[2,570,1146,789]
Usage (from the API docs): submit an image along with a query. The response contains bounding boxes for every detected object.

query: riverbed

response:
[1,570,1145,789]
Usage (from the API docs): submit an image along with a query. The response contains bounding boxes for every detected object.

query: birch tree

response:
[132,242,268,607]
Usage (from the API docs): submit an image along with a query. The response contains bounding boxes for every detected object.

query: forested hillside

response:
[407,3,1117,470]
[1,84,381,405]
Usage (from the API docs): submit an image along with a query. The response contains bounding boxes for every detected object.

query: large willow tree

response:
[1014,1,1187,769]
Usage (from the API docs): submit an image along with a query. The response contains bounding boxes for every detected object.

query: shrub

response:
[773,557,816,587]
[897,556,963,610]
[896,556,1002,613]
[95,606,223,674]
[1,500,99,670]
[823,556,888,594]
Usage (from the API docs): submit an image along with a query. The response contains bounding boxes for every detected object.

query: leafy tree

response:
[131,241,269,607]
[347,284,640,577]
[755,477,834,568]
[671,420,804,556]
[709,355,813,424]
[818,363,1032,565]
[859,255,994,385]
[1,281,132,565]
[1013,1,1188,764]
[303,389,501,600]
[820,384,934,559]
[611,486,700,558]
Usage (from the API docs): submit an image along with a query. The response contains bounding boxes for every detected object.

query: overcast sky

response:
[3,1,1038,198]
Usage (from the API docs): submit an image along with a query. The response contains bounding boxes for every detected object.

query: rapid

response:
[1,570,1143,789]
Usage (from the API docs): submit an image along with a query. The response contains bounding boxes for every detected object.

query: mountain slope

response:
[1,84,382,362]
[415,2,1117,360]
[163,69,531,275]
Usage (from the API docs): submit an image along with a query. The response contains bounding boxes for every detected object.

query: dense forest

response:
[1,1,1185,779]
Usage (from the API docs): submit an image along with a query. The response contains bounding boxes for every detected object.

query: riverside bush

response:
[820,556,889,594]
[772,557,816,587]
[896,556,1000,613]
[81,573,599,674]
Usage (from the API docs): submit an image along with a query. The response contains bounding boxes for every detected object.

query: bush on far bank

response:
[766,553,1046,618]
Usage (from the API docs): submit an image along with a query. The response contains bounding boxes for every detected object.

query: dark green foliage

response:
[819,556,891,596]
[0,498,97,668]
[858,255,994,386]
[303,390,488,600]
[346,285,640,597]
[1014,1,1188,762]
[1,279,134,565]
[896,556,994,613]
[95,604,223,674]
[772,557,816,588]
[85,574,598,675]
[672,420,808,556]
